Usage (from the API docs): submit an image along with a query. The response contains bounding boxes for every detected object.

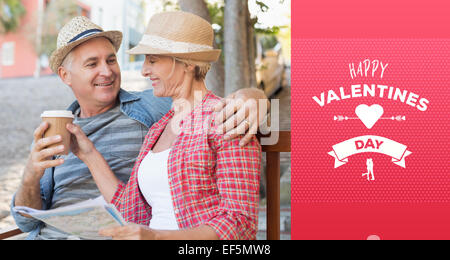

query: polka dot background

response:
[291,39,450,239]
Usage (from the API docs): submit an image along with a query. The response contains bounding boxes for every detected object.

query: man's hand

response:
[15,122,65,212]
[22,122,65,186]
[213,88,269,146]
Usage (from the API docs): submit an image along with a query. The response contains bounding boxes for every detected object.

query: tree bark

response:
[247,9,257,88]
[178,0,211,21]
[224,0,250,96]
[178,0,225,97]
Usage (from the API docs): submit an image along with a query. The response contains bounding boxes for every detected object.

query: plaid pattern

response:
[111,91,262,240]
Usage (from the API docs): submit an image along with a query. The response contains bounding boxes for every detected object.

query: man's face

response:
[62,37,121,110]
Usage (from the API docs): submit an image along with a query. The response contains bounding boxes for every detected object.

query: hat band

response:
[139,35,213,53]
[68,28,104,43]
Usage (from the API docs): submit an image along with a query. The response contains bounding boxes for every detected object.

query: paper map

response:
[13,196,125,240]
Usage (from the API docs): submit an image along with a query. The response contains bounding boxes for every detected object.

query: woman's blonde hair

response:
[174,57,211,81]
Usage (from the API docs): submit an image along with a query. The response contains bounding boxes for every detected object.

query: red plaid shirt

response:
[111,91,262,240]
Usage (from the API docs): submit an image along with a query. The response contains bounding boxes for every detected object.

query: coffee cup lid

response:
[41,110,75,118]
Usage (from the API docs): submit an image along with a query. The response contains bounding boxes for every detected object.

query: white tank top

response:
[137,149,179,230]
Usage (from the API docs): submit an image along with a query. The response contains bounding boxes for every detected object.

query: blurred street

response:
[0,70,291,239]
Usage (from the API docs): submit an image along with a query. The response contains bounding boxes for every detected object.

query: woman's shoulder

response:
[191,91,221,120]
[184,91,221,136]
[201,91,222,112]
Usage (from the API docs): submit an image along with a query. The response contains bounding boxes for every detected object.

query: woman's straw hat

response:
[127,11,221,62]
[49,16,123,72]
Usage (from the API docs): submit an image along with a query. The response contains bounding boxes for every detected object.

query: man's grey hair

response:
[61,51,74,71]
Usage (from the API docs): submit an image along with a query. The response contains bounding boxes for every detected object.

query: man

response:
[11,16,268,240]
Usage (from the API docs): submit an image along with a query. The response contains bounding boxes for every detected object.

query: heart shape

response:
[355,104,384,129]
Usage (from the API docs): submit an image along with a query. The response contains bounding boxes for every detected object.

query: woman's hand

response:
[67,122,121,202]
[66,123,96,161]
[99,224,219,240]
[99,224,160,240]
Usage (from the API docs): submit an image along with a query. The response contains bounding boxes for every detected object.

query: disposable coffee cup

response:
[41,110,75,155]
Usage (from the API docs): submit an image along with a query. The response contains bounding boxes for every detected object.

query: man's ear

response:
[58,66,72,87]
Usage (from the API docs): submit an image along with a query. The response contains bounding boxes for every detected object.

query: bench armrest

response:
[0,226,23,240]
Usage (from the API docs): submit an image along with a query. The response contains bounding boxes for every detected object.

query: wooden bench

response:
[259,131,291,240]
[0,226,23,240]
[0,131,291,240]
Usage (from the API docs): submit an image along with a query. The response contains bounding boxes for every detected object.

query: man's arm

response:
[136,89,173,128]
[10,167,53,233]
[213,87,269,146]
[14,122,65,213]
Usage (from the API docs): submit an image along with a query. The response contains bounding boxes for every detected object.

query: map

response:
[13,196,125,240]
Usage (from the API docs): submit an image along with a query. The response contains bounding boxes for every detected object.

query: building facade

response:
[79,0,146,71]
[1,0,43,78]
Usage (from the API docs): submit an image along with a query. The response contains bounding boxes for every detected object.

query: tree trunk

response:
[247,10,257,89]
[224,0,250,96]
[178,0,225,97]
[178,0,210,21]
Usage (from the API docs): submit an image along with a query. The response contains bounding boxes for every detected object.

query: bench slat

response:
[0,226,22,240]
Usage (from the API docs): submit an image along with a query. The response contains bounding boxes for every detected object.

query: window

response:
[1,42,15,66]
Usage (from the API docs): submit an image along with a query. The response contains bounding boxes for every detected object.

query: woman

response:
[68,11,262,240]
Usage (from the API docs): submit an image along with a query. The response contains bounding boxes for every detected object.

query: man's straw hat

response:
[49,16,122,72]
[127,11,221,62]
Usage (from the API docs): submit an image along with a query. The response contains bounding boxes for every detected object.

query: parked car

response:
[256,42,287,97]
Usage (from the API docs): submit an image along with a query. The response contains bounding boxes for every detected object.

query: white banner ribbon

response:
[328,135,412,168]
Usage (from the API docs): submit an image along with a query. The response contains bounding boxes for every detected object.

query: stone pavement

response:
[0,71,291,239]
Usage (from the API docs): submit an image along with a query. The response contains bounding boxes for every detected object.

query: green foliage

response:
[207,1,224,28]
[161,0,179,11]
[252,0,288,53]
[255,1,269,12]
[208,1,282,36]
[0,0,26,33]
[206,0,283,55]
[253,0,286,35]
[259,34,279,51]
[206,1,224,55]
[38,0,78,56]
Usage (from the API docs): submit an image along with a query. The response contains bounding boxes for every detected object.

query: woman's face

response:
[141,55,187,97]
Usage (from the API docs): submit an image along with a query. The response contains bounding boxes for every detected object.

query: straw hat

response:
[127,11,221,62]
[49,16,123,72]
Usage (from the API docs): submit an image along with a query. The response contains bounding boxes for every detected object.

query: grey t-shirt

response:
[38,105,147,239]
